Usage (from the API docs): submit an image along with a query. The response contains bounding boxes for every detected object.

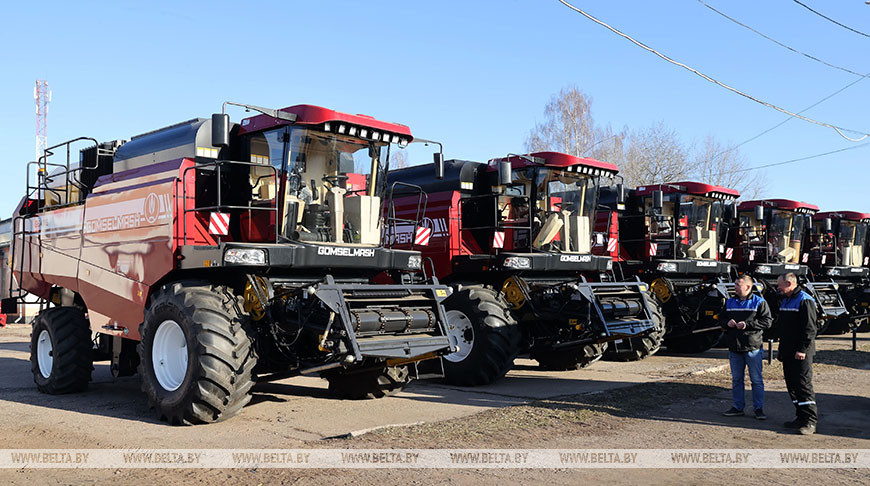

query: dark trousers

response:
[782,354,818,425]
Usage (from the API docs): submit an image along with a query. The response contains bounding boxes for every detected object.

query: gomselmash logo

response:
[696,261,717,267]
[317,247,376,258]
[560,255,592,263]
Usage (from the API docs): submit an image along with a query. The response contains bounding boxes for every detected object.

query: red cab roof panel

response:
[238,104,413,140]
[636,181,740,200]
[738,199,819,214]
[492,152,619,175]
[814,210,870,222]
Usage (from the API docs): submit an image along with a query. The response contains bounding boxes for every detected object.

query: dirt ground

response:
[1,323,868,485]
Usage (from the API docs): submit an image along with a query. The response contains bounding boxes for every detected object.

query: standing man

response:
[721,275,773,420]
[777,272,818,435]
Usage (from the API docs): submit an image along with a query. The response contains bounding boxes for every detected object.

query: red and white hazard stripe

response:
[821,255,827,265]
[209,212,230,236]
[492,231,505,249]
[749,250,755,261]
[802,253,809,263]
[865,256,869,266]
[649,242,657,257]
[606,238,617,253]
[725,247,733,260]
[414,226,431,246]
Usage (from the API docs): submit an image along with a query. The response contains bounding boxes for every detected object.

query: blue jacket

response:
[719,293,772,352]
[777,289,817,357]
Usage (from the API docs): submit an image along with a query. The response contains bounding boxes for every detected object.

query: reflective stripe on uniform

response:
[797,401,816,406]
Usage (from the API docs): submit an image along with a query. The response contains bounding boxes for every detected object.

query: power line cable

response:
[717,141,870,175]
[707,71,870,162]
[556,0,870,142]
[791,0,870,39]
[697,0,866,77]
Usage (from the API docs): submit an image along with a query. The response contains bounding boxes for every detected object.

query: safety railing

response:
[181,160,279,246]
[383,181,428,251]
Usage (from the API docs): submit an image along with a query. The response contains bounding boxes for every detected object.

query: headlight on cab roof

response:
[504,257,531,269]
[224,248,267,265]
[656,262,677,272]
[756,265,772,274]
[408,255,422,270]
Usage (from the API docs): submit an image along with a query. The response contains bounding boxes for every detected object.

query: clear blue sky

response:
[1,1,868,217]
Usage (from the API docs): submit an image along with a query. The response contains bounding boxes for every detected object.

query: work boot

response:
[783,419,801,429]
[754,409,767,420]
[722,407,744,417]
[798,424,816,436]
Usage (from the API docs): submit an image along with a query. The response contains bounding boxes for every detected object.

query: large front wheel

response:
[441,287,521,386]
[138,281,256,425]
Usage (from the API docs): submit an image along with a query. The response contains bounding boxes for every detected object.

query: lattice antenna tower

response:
[34,80,51,161]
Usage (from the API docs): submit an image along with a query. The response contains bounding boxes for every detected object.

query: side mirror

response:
[652,190,663,210]
[211,113,230,148]
[434,152,444,180]
[824,218,832,233]
[616,183,625,204]
[498,160,512,186]
[754,205,764,223]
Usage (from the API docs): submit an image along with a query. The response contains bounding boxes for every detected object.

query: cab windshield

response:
[647,194,721,260]
[247,126,391,245]
[766,210,804,263]
[839,220,867,267]
[499,167,598,253]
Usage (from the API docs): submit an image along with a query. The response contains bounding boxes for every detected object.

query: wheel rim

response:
[37,330,53,378]
[444,310,474,363]
[152,320,188,392]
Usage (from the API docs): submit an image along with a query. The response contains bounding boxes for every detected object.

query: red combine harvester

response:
[5,102,455,424]
[600,181,742,354]
[386,152,663,386]
[723,199,846,336]
[807,211,870,334]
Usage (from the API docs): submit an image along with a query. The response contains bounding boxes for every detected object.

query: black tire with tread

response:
[533,342,608,371]
[442,287,522,386]
[30,306,93,394]
[138,281,256,425]
[604,294,666,362]
[325,365,410,399]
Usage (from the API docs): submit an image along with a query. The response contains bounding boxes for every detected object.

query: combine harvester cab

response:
[723,199,846,337]
[602,181,741,354]
[807,211,870,334]
[386,151,662,386]
[5,103,455,424]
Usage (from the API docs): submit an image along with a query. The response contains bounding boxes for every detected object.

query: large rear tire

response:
[30,307,93,394]
[533,342,608,371]
[325,365,410,399]
[604,294,666,362]
[138,281,256,425]
[441,287,521,386]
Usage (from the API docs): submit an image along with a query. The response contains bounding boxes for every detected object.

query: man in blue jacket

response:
[776,272,818,436]
[720,275,773,420]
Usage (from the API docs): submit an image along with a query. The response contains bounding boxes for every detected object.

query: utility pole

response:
[34,80,51,161]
